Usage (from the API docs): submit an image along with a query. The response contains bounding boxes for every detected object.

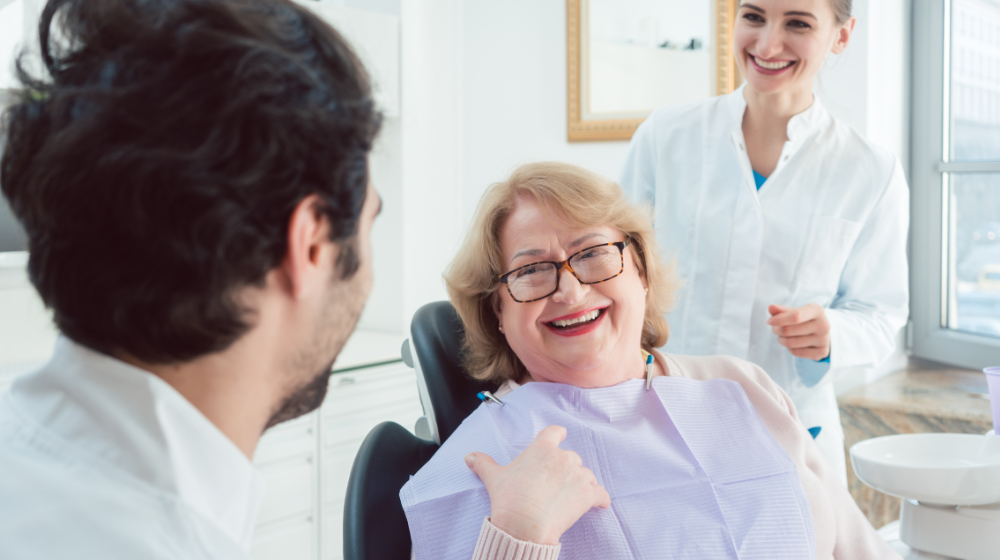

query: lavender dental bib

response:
[400,377,816,560]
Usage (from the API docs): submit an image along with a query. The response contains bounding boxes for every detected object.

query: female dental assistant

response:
[620,0,909,483]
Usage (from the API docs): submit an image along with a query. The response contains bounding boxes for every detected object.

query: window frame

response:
[910,0,1000,369]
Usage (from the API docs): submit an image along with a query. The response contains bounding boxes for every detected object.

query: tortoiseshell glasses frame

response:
[497,239,630,303]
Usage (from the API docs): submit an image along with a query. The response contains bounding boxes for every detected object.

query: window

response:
[1,0,29,252]
[911,0,1000,369]
[0,0,24,90]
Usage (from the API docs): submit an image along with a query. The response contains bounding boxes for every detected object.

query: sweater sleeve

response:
[660,352,901,560]
[732,359,901,560]
[470,518,561,560]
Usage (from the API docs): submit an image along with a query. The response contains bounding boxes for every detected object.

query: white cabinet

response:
[320,361,424,560]
[252,359,424,560]
[251,414,320,560]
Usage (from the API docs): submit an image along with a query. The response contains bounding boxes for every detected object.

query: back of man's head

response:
[0,0,381,364]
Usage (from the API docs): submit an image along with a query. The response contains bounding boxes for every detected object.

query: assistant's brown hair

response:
[444,162,679,385]
[830,0,852,24]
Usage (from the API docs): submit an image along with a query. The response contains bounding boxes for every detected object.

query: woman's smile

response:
[543,306,609,337]
[748,54,797,74]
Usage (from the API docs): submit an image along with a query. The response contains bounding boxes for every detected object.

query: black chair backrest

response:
[409,301,496,443]
[343,421,439,560]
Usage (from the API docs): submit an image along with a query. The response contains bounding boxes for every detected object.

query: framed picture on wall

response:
[567,0,741,142]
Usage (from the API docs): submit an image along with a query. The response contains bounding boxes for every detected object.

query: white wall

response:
[399,0,914,391]
[0,0,916,379]
[398,0,467,328]
[816,0,914,393]
[0,253,58,372]
[459,0,632,226]
[816,0,912,170]
[389,0,636,329]
[456,0,909,233]
[358,117,403,333]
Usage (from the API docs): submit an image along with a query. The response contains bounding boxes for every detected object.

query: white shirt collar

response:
[9,337,266,550]
[725,83,832,144]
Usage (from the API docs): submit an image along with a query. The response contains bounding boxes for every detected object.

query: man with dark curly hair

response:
[0,0,382,557]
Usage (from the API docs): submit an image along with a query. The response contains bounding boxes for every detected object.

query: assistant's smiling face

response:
[734,0,853,96]
[495,196,648,388]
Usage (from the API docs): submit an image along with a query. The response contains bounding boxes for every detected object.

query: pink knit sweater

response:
[468,351,900,560]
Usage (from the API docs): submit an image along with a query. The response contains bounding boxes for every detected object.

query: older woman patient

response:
[400,162,898,560]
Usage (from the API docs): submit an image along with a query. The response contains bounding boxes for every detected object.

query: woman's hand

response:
[767,303,831,361]
[464,425,611,546]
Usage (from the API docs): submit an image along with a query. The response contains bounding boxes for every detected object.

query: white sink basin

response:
[850,433,1000,506]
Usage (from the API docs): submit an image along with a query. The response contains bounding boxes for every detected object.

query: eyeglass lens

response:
[507,245,623,301]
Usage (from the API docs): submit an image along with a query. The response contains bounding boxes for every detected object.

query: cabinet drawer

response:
[255,455,316,527]
[323,364,418,417]
[322,400,423,448]
[251,516,315,560]
[255,414,317,465]
[320,442,363,506]
[321,501,345,560]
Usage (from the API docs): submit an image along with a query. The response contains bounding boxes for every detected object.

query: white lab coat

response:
[620,86,909,481]
[0,338,266,560]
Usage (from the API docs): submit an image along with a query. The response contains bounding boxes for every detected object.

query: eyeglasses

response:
[498,240,630,303]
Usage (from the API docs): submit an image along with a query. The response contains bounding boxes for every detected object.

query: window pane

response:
[950,173,1000,339]
[0,0,24,90]
[950,0,1000,161]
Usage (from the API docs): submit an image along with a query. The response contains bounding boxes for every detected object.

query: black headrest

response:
[343,421,438,560]
[409,301,496,442]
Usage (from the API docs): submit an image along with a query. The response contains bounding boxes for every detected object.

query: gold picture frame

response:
[567,0,741,142]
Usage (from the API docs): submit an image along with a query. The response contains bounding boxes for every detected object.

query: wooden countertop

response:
[838,361,993,425]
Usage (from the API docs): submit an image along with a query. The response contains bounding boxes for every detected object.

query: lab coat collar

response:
[725,83,832,143]
[9,337,266,550]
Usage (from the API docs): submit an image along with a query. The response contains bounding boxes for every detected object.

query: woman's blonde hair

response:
[444,162,679,384]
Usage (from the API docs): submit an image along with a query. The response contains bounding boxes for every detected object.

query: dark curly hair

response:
[0,0,381,363]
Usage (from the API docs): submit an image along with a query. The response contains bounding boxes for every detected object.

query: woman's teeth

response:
[752,55,793,70]
[551,309,601,328]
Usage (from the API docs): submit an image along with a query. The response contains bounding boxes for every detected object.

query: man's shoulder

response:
[0,438,204,560]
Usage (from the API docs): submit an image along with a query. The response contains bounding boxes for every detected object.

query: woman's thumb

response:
[464,452,499,480]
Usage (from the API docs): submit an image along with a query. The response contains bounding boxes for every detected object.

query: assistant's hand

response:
[767,303,831,361]
[464,425,611,546]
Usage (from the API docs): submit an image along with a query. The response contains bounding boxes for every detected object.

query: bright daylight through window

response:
[0,1,23,90]
[912,0,1000,368]
[948,0,1000,340]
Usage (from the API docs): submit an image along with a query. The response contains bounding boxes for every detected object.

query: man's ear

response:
[282,194,337,299]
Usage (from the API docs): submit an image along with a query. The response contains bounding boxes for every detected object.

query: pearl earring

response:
[499,325,504,332]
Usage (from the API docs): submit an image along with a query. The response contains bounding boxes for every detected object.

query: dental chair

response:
[343,301,497,560]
